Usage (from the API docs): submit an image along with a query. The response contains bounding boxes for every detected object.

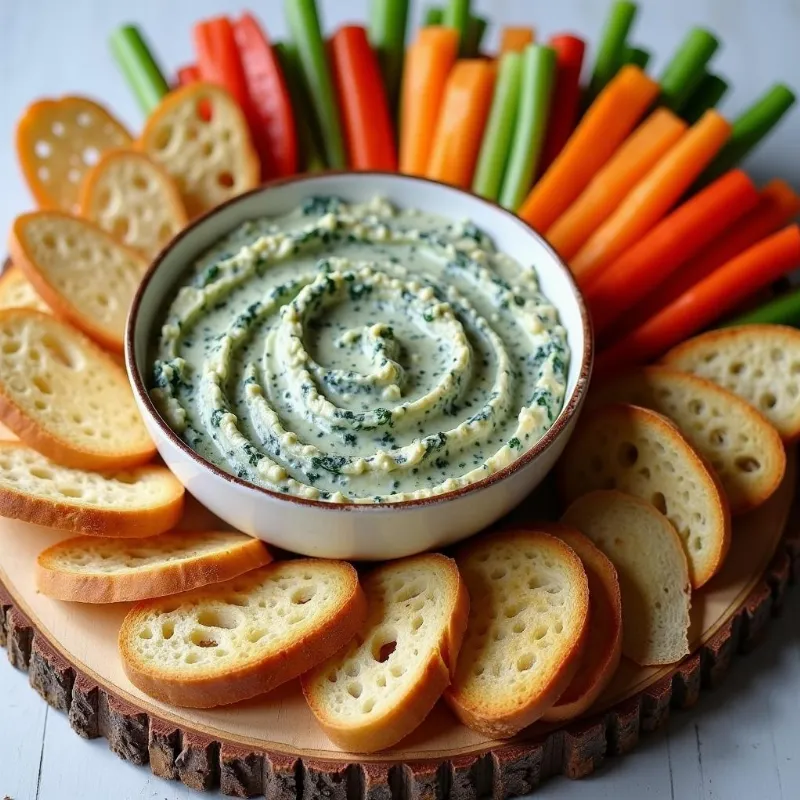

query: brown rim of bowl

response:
[126,171,594,512]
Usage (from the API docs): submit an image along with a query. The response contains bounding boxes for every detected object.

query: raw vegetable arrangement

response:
[4,0,800,769]
[11,0,800,355]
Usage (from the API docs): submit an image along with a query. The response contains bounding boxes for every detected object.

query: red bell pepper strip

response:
[330,26,397,171]
[176,64,202,86]
[539,34,586,174]
[233,14,298,177]
[193,16,274,178]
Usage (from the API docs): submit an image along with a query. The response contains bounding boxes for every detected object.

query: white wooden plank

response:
[0,656,49,800]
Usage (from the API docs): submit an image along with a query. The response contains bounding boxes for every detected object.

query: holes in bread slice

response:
[196,608,239,630]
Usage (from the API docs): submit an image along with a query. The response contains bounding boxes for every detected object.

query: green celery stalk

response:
[622,45,651,70]
[368,0,410,114]
[587,1,638,103]
[499,44,557,211]
[699,84,796,186]
[681,73,729,124]
[109,25,170,114]
[422,6,444,25]
[659,28,720,112]
[443,0,471,54]
[284,0,346,168]
[464,15,488,57]
[472,52,523,201]
[274,41,327,172]
[724,284,800,327]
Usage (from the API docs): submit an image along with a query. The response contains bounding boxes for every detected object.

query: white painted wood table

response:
[1,1,798,798]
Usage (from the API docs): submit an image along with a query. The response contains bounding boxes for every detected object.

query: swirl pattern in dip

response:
[151,196,569,504]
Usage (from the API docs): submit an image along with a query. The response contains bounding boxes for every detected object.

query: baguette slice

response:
[0,442,183,537]
[0,309,155,470]
[302,554,469,753]
[536,522,623,722]
[80,149,188,259]
[16,95,132,212]
[120,559,366,708]
[445,530,590,738]
[37,530,272,603]
[558,403,730,588]
[0,266,49,313]
[590,366,786,514]
[662,325,800,442]
[138,82,260,218]
[562,491,691,666]
[9,211,147,352]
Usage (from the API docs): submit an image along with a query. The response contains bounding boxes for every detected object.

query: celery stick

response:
[472,52,523,200]
[499,45,557,211]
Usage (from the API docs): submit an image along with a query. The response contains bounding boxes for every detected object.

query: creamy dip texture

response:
[151,196,569,504]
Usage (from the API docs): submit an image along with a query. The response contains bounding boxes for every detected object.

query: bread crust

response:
[9,213,147,353]
[662,324,800,443]
[589,365,786,515]
[535,523,623,722]
[301,553,469,753]
[136,82,260,219]
[445,530,590,739]
[0,442,183,537]
[78,148,188,259]
[119,560,366,708]
[0,309,155,469]
[557,403,731,588]
[15,96,133,211]
[36,532,272,603]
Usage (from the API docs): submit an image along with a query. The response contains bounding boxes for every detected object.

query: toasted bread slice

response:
[590,366,786,515]
[0,266,49,313]
[9,212,147,352]
[558,403,730,588]
[37,530,272,603]
[302,554,469,753]
[80,149,188,259]
[16,96,132,212]
[445,530,589,738]
[662,325,800,442]
[120,559,366,708]
[0,309,155,470]
[535,522,623,722]
[563,491,691,666]
[138,82,260,218]
[0,442,183,537]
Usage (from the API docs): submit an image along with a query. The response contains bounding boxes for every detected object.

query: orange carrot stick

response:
[595,224,800,375]
[586,170,760,335]
[499,26,535,55]
[546,109,687,260]
[399,27,459,176]
[517,66,659,233]
[607,178,800,341]
[426,60,496,187]
[572,110,731,286]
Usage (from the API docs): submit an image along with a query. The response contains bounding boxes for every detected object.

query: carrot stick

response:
[571,110,731,286]
[517,66,659,233]
[538,35,586,174]
[586,170,760,335]
[546,108,687,260]
[499,26,535,55]
[330,26,396,170]
[399,27,459,175]
[605,179,800,341]
[596,224,800,374]
[426,60,495,187]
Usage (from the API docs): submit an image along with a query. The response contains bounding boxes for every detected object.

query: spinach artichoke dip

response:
[151,196,569,504]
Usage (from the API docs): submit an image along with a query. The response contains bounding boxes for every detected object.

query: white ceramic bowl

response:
[127,172,593,559]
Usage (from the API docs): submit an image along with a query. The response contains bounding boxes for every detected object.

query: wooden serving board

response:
[0,448,797,799]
